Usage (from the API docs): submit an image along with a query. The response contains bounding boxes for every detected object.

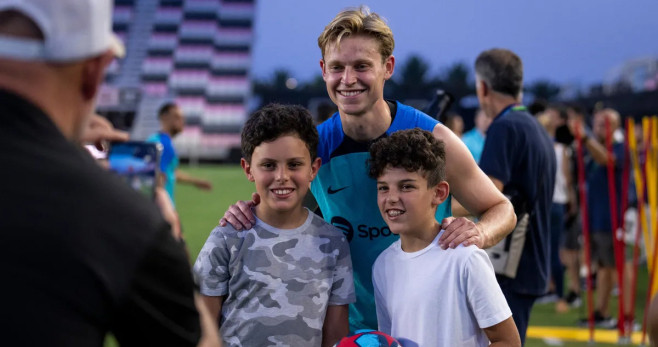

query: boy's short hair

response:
[368,129,446,187]
[475,48,523,99]
[241,103,318,163]
[317,5,394,62]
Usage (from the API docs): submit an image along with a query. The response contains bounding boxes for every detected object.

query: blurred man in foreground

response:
[0,1,217,345]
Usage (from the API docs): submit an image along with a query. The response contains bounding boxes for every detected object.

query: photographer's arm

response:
[79,114,129,149]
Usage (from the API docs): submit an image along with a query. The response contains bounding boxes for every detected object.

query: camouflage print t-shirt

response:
[194,209,355,347]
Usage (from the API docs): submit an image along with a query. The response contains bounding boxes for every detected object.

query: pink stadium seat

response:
[141,82,169,96]
[211,52,250,69]
[219,2,255,19]
[175,96,206,116]
[215,28,252,45]
[207,77,249,96]
[180,20,217,39]
[142,57,174,74]
[175,46,213,62]
[154,7,183,23]
[185,0,219,12]
[170,70,209,89]
[201,133,241,148]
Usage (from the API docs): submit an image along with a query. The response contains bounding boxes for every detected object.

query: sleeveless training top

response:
[311,101,452,330]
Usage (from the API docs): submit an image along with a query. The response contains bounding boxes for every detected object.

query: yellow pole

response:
[629,118,650,268]
[629,119,649,254]
[650,116,658,297]
[641,118,654,271]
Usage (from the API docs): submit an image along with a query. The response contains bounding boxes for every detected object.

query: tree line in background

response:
[254,54,560,108]
[253,54,658,124]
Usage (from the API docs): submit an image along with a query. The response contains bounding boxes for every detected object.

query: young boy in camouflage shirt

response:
[194,104,355,347]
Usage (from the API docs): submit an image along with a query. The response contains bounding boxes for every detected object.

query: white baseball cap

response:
[0,0,125,62]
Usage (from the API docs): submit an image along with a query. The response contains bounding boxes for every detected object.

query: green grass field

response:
[113,164,654,346]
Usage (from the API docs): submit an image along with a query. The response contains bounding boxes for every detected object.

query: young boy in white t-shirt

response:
[368,129,521,347]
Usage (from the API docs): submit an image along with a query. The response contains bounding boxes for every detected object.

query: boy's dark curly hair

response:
[241,103,318,162]
[368,128,446,187]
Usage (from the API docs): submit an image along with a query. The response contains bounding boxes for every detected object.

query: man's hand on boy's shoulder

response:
[439,217,488,249]
[219,192,260,230]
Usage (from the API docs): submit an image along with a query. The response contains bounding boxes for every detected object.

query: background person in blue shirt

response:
[148,103,213,203]
[462,108,492,164]
[468,48,556,345]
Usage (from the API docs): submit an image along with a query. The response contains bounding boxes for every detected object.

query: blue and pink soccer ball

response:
[334,329,401,347]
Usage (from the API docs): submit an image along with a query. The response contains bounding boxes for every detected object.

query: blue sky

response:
[250,0,658,86]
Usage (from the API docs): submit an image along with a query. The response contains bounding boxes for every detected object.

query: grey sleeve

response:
[193,227,231,297]
[328,236,356,305]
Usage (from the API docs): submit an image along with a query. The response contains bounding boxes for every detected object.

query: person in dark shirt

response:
[0,1,217,346]
[470,48,556,344]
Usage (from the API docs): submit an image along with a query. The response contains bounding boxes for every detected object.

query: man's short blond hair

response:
[317,6,394,62]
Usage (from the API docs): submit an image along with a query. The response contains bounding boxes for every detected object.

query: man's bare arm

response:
[433,124,516,249]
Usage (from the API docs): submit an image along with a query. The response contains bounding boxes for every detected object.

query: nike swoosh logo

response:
[327,186,349,194]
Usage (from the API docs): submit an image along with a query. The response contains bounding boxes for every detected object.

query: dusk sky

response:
[250,1,658,87]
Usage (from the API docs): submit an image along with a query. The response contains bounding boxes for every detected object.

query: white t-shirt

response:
[372,231,512,347]
[553,143,569,204]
